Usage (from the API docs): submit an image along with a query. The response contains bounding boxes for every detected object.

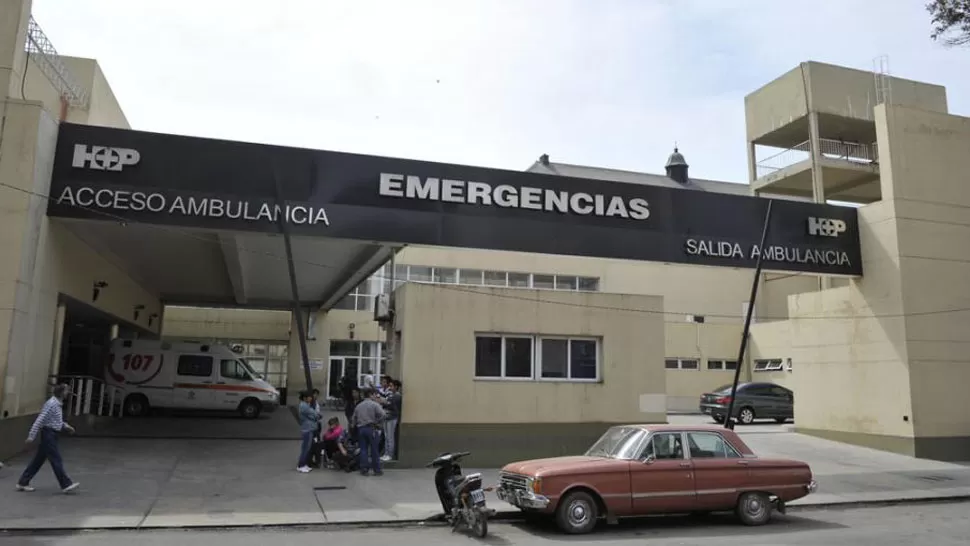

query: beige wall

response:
[161,306,291,341]
[393,283,666,424]
[876,104,970,442]
[0,102,159,419]
[745,61,948,145]
[744,66,809,144]
[665,322,743,410]
[748,320,795,389]
[398,245,784,324]
[806,62,947,121]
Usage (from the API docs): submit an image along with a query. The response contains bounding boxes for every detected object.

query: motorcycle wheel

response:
[472,512,488,538]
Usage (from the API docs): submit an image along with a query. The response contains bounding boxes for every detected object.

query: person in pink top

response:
[321,417,351,470]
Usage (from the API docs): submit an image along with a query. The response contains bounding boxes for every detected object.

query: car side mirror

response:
[642,454,655,464]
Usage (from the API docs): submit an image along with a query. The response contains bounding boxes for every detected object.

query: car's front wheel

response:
[738,406,756,425]
[555,490,598,535]
[736,491,772,526]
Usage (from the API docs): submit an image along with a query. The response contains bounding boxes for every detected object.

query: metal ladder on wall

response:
[48,375,125,418]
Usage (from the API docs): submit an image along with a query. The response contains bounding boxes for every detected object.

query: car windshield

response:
[584,427,646,459]
[238,359,258,378]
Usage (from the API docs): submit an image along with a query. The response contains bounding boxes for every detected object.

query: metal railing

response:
[24,15,89,109]
[48,375,124,418]
[756,139,878,178]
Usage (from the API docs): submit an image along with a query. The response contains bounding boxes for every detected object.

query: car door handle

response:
[217,382,226,385]
[737,460,750,465]
[679,462,691,468]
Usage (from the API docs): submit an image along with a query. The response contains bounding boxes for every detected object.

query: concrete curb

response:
[2,496,969,534]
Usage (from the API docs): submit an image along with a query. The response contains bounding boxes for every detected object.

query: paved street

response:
[2,412,970,530]
[4,502,970,545]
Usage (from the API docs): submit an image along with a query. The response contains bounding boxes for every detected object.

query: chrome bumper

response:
[496,486,550,510]
[806,479,818,494]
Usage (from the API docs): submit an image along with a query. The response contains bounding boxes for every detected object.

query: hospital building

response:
[2,1,969,466]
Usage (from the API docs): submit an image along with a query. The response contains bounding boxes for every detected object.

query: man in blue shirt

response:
[17,384,79,493]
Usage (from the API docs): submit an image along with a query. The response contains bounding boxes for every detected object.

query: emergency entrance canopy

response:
[47,123,862,307]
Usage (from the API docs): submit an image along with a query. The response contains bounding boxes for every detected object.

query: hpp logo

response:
[807,217,847,238]
[72,144,140,172]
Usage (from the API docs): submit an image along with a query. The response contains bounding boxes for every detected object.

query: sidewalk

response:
[1,426,969,530]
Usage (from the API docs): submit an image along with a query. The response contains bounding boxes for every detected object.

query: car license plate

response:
[470,489,485,504]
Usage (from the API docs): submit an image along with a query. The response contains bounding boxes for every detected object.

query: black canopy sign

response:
[48,123,863,276]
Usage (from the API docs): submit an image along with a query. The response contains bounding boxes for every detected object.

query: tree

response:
[927,0,970,46]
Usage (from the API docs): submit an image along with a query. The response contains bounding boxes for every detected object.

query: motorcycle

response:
[428,451,494,538]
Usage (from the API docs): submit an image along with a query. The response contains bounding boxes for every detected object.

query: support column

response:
[808,112,832,290]
[0,0,31,99]
[746,141,758,186]
[47,302,66,380]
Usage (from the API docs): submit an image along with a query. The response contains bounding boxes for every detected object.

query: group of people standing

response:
[297,374,402,476]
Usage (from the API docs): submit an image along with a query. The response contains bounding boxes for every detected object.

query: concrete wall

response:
[665,322,743,410]
[0,7,143,460]
[744,66,809,144]
[745,61,948,145]
[806,62,947,122]
[161,306,291,341]
[0,103,159,461]
[876,104,970,459]
[392,282,665,466]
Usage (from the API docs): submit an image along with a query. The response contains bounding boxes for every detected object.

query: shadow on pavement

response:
[508,512,847,541]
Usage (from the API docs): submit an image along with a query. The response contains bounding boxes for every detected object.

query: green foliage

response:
[927,0,970,46]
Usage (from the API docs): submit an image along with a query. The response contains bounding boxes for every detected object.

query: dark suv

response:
[698,382,794,425]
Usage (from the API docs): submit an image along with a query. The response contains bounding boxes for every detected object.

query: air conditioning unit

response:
[374,293,393,323]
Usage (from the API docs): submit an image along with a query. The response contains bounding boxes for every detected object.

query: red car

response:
[496,424,817,534]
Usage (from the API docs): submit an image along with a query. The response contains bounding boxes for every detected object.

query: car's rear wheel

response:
[736,491,772,526]
[712,415,725,424]
[555,491,598,535]
[738,406,756,425]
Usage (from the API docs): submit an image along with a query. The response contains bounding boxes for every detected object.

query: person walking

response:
[352,387,386,476]
[16,384,80,493]
[297,390,320,473]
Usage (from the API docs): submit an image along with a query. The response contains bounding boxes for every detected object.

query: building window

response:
[707,359,738,371]
[753,358,785,372]
[474,336,533,379]
[475,334,600,382]
[334,264,603,312]
[665,358,699,370]
[538,337,599,380]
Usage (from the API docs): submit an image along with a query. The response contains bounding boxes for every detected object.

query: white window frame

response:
[474,334,602,382]
[473,335,536,381]
[753,358,785,372]
[707,359,739,371]
[536,336,601,382]
[665,357,700,370]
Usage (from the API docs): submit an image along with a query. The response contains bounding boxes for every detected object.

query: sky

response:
[29,0,970,184]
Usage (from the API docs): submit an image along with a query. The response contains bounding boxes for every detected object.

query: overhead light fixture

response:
[92,281,108,302]
[133,304,145,322]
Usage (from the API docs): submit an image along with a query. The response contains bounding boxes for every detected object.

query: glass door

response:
[328,357,344,399]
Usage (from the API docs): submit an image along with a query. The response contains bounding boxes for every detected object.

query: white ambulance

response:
[105,339,280,419]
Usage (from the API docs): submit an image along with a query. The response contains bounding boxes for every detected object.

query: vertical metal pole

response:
[272,171,314,393]
[385,253,397,377]
[725,199,774,430]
